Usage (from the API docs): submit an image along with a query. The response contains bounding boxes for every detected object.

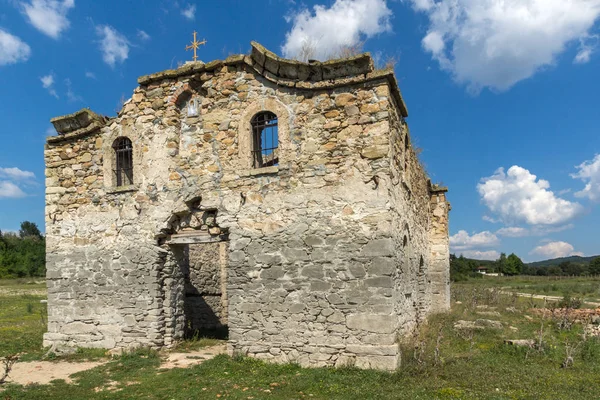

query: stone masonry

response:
[43,42,450,370]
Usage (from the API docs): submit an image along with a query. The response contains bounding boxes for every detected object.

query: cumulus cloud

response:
[478,166,583,226]
[282,0,392,61]
[460,250,500,261]
[0,29,31,66]
[572,154,600,202]
[181,4,196,20]
[0,167,35,181]
[96,25,129,67]
[40,73,58,98]
[0,167,35,199]
[22,0,75,39]
[408,0,600,92]
[450,230,500,252]
[0,181,26,199]
[530,241,582,259]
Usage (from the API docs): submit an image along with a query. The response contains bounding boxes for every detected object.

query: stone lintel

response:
[165,232,228,245]
[49,108,108,136]
[429,181,449,194]
[46,120,105,145]
[239,166,279,177]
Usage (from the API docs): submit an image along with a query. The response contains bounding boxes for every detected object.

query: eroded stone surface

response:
[43,42,450,371]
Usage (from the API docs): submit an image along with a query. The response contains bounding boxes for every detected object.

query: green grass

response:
[2,278,600,399]
[460,276,600,303]
[0,280,47,360]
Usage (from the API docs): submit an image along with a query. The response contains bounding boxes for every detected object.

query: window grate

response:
[113,137,133,187]
[251,112,278,168]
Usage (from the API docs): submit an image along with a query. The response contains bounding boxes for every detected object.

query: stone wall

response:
[44,43,449,370]
[184,242,228,333]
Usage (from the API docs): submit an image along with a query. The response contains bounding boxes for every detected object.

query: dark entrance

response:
[181,241,229,339]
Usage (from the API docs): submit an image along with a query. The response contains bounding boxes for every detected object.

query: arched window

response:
[113,137,133,187]
[251,112,278,168]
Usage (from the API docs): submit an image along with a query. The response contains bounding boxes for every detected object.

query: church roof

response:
[137,41,408,118]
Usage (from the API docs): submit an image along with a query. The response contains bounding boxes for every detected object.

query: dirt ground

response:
[3,344,227,387]
[5,360,106,385]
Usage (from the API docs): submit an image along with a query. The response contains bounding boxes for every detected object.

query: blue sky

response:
[1,0,599,262]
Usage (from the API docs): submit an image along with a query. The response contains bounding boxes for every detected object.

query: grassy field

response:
[1,278,600,399]
[464,275,600,303]
[0,279,47,361]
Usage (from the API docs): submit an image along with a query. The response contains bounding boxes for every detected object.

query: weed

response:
[2,278,600,399]
[0,354,19,384]
[558,292,583,309]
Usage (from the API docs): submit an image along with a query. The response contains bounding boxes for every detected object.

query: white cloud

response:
[572,154,600,202]
[137,29,151,41]
[0,167,34,199]
[482,215,499,223]
[0,181,26,198]
[496,224,574,238]
[40,74,53,88]
[478,166,583,226]
[409,0,434,11]
[0,29,31,66]
[0,167,35,181]
[450,230,500,252]
[282,0,392,61]
[496,227,529,238]
[460,250,500,261]
[85,71,96,79]
[409,0,600,92]
[64,78,82,102]
[40,73,59,98]
[574,35,598,64]
[530,241,581,259]
[181,4,196,20]
[22,0,75,39]
[96,25,129,68]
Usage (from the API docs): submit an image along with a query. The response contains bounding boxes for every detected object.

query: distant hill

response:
[455,254,600,269]
[526,255,600,268]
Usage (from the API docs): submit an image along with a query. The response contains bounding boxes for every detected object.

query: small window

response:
[113,137,133,187]
[251,112,278,168]
[404,133,409,171]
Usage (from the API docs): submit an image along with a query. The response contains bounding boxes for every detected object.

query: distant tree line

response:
[451,252,600,282]
[0,221,45,278]
[522,259,600,277]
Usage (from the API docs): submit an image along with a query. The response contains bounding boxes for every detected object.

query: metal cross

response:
[185,31,206,62]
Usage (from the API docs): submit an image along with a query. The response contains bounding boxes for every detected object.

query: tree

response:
[0,222,45,278]
[19,221,42,239]
[504,253,524,276]
[560,261,584,276]
[547,266,563,276]
[589,258,600,276]
[495,253,507,275]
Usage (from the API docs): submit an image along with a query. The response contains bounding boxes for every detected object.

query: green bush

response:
[558,292,583,309]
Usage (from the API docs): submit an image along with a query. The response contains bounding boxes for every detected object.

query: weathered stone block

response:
[346,314,396,334]
[361,239,395,257]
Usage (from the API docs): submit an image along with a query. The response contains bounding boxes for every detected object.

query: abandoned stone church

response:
[44,42,450,370]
